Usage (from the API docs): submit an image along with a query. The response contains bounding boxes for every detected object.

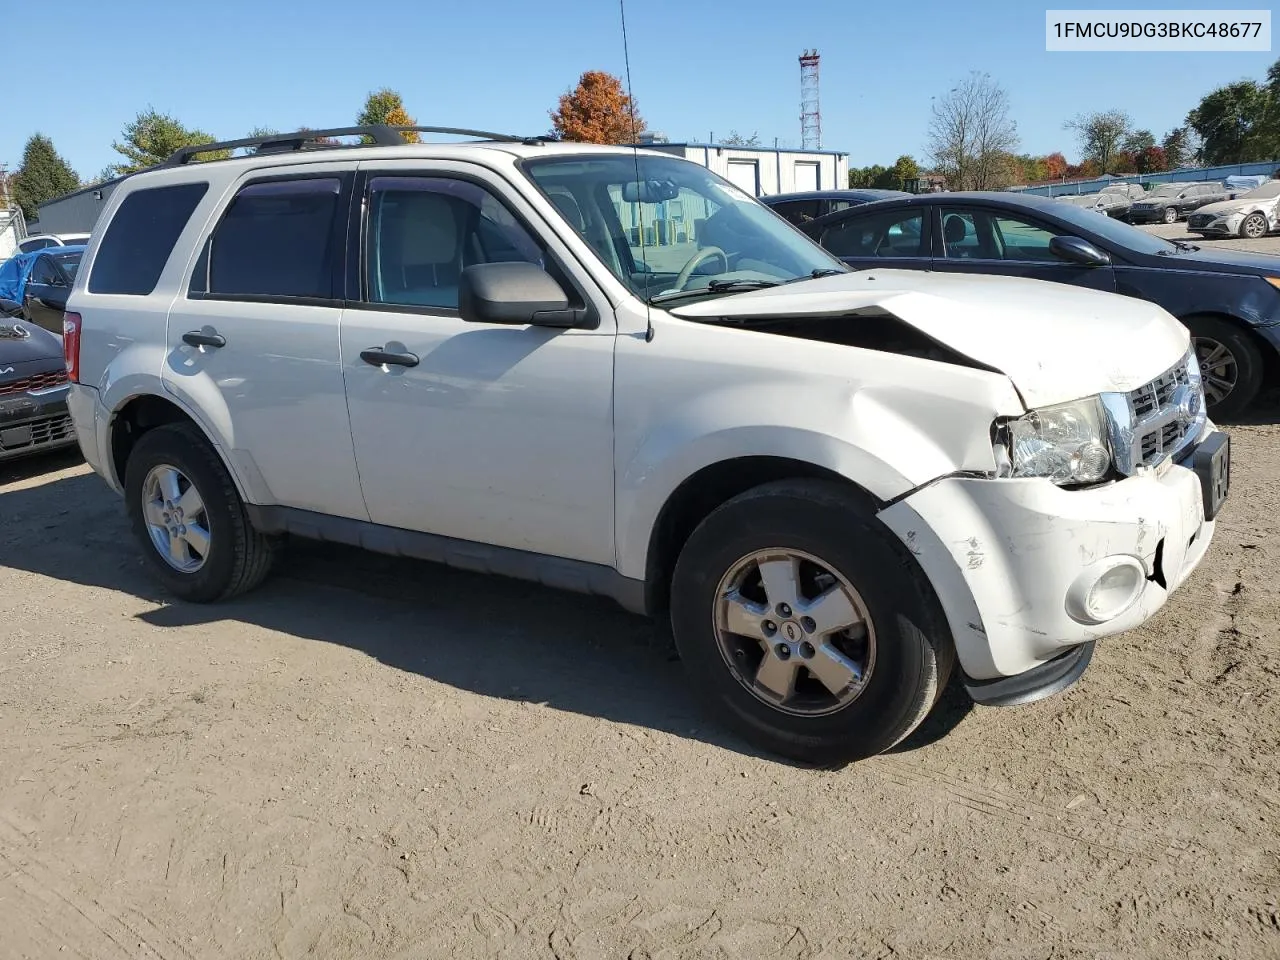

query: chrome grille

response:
[1103,351,1205,476]
[0,369,69,397]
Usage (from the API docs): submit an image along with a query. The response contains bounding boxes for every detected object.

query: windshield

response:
[521,153,845,303]
[1147,185,1185,198]
[1241,181,1280,200]
[1049,201,1179,255]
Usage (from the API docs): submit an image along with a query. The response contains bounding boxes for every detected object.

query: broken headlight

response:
[995,396,1112,486]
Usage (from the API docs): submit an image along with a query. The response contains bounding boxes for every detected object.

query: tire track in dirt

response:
[0,813,193,960]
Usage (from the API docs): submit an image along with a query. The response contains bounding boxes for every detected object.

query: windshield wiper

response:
[648,279,779,305]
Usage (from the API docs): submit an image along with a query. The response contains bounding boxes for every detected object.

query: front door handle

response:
[360,347,419,368]
[183,330,226,348]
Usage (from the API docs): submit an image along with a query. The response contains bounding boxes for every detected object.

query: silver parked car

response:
[1187,180,1280,239]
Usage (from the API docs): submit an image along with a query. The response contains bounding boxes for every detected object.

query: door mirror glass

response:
[459,262,583,327]
[1049,235,1111,267]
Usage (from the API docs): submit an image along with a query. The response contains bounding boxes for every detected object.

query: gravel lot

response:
[2,243,1279,957]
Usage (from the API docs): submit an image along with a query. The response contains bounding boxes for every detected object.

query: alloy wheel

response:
[1195,337,1238,407]
[1242,213,1267,239]
[713,549,876,717]
[1163,207,1178,224]
[141,464,211,573]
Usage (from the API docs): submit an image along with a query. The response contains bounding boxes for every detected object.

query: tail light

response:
[63,311,82,383]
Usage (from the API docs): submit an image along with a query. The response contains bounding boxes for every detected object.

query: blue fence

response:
[1010,160,1280,197]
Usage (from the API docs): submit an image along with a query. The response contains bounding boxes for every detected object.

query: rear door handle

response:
[360,347,419,368]
[183,330,226,348]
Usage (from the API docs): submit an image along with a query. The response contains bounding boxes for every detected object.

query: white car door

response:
[339,160,616,565]
[162,162,368,520]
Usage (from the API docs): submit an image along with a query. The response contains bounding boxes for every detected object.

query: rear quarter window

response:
[89,182,209,295]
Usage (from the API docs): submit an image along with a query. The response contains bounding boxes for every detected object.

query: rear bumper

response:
[67,382,115,488]
[0,385,76,461]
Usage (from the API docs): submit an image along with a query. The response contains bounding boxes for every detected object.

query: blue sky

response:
[5,0,1275,179]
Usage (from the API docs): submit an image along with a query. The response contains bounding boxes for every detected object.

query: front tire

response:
[124,423,278,602]
[1240,212,1268,239]
[1163,206,1179,224]
[669,479,954,764]
[1186,315,1265,420]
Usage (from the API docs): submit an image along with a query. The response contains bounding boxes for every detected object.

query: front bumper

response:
[0,384,76,461]
[1187,216,1241,236]
[1127,208,1169,223]
[878,429,1224,686]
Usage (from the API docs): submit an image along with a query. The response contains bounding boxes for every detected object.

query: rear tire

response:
[124,423,278,602]
[668,479,954,765]
[1186,315,1265,421]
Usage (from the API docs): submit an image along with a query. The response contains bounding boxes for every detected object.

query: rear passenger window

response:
[190,178,341,300]
[89,182,208,295]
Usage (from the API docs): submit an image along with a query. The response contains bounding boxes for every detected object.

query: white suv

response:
[62,126,1230,763]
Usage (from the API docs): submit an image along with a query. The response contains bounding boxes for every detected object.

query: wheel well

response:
[109,395,199,486]
[643,457,882,618]
[1183,311,1279,384]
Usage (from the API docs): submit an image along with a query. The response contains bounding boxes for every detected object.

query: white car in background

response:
[1187,181,1280,239]
[62,125,1231,764]
[16,232,91,254]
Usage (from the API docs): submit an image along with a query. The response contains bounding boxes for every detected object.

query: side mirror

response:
[1050,235,1111,267]
[459,262,585,328]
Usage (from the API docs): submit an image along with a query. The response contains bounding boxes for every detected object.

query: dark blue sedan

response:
[797,192,1280,418]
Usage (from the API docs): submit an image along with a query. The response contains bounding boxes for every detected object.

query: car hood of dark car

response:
[0,320,63,365]
[1157,244,1280,277]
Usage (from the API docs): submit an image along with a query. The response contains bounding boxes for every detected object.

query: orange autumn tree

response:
[550,71,646,144]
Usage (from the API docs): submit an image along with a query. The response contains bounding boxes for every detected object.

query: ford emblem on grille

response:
[0,322,30,340]
[1171,383,1200,424]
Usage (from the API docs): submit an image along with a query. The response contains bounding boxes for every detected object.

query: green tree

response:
[1064,110,1133,174]
[848,164,888,188]
[107,109,227,175]
[11,134,80,220]
[1121,129,1156,154]
[878,154,920,189]
[1186,78,1275,164]
[1161,127,1192,168]
[357,88,421,143]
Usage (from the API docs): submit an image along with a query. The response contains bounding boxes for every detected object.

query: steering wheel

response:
[673,246,729,290]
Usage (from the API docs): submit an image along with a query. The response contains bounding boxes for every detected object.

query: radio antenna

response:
[619,0,654,342]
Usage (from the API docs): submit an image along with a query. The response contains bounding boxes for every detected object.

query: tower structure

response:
[799,49,821,150]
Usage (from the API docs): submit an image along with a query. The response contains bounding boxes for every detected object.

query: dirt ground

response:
[3,263,1280,955]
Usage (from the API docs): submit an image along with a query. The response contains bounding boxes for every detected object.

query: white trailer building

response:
[641,141,849,198]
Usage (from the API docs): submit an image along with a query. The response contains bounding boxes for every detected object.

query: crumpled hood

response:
[1194,197,1275,217]
[668,270,1189,408]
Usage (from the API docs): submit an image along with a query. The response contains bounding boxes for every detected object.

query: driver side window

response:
[365,176,543,311]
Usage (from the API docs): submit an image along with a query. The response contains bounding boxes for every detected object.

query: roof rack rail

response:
[163,125,548,166]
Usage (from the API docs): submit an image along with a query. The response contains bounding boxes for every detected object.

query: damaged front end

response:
[668,272,1229,698]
